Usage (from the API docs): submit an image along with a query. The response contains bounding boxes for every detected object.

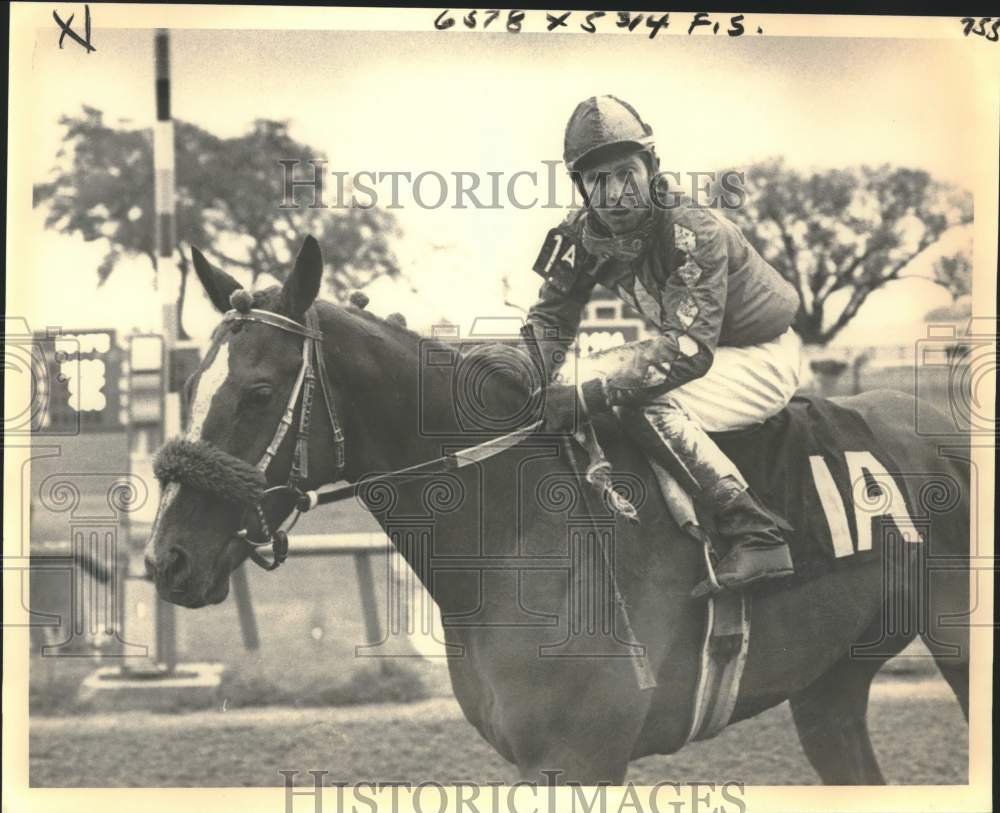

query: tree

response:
[34,107,401,337]
[716,159,973,345]
[930,245,972,303]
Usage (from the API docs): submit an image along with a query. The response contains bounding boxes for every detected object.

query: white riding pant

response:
[559,328,803,491]
[647,328,802,432]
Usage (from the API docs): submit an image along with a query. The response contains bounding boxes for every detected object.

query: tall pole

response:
[154,29,178,343]
[152,28,178,670]
[127,30,258,670]
[112,31,254,690]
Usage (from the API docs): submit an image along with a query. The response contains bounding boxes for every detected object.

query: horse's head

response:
[144,236,339,607]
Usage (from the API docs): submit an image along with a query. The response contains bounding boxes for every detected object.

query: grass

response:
[29,652,432,716]
[218,656,431,710]
[29,688,966,787]
[30,658,99,716]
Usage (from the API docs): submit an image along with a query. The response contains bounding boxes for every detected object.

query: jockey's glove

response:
[539,383,582,434]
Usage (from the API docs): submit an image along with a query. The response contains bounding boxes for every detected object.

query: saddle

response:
[588,394,909,574]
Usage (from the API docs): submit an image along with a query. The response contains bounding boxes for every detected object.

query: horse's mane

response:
[251,286,530,398]
[338,298,424,343]
[250,285,415,337]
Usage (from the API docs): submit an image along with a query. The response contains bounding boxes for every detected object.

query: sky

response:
[17,25,985,347]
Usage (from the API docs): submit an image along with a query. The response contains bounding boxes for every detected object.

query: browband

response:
[223,308,322,340]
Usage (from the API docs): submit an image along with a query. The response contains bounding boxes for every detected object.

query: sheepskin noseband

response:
[154,439,267,508]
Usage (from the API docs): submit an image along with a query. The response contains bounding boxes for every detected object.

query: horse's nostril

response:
[162,546,192,588]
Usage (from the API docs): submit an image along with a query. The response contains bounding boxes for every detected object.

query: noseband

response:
[227,306,344,570]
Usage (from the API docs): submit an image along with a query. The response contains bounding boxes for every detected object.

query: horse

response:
[144,235,970,785]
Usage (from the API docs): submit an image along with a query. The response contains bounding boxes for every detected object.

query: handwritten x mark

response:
[53,5,96,53]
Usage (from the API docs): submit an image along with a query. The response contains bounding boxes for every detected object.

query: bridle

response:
[227,305,345,570]
[183,302,545,572]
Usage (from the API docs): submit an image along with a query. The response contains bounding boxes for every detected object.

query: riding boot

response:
[690,475,793,598]
[623,402,794,598]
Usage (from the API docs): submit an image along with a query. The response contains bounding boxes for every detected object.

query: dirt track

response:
[30,678,966,787]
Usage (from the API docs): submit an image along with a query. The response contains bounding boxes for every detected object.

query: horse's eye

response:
[246,384,274,404]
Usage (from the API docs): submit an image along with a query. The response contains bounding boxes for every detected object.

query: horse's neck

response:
[323,309,528,478]
[317,307,539,596]
[317,309,427,479]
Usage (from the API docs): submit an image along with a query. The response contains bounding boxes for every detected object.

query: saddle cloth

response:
[702,393,916,580]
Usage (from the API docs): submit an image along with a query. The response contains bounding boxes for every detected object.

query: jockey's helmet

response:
[563,95,657,174]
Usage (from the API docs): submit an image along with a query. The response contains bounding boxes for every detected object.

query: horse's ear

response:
[191,246,242,314]
[282,235,323,317]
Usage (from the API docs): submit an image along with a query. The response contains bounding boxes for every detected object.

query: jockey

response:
[526,95,802,596]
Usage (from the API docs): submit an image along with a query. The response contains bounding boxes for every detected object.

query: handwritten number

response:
[434,9,455,30]
[581,11,605,33]
[960,16,999,41]
[646,13,668,39]
[617,12,643,32]
[435,8,515,32]
[430,8,766,39]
